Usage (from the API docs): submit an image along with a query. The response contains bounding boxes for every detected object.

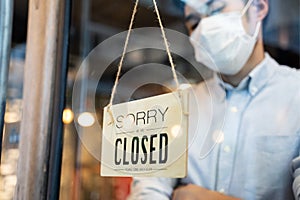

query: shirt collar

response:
[211,53,276,100]
[217,74,251,91]
[248,53,277,96]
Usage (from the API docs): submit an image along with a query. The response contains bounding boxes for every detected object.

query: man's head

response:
[183,0,269,80]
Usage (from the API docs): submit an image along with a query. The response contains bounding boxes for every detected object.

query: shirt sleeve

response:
[292,131,300,199]
[127,177,177,200]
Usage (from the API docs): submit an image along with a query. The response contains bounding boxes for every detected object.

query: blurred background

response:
[0,0,299,199]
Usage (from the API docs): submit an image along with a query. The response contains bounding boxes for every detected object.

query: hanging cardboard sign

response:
[101,90,189,178]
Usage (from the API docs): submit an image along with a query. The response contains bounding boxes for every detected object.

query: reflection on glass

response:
[78,112,95,127]
[63,108,74,124]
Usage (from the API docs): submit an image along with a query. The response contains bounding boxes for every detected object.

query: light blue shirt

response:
[128,54,300,200]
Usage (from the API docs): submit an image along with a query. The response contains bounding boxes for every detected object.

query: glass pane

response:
[60,0,299,199]
[60,0,191,199]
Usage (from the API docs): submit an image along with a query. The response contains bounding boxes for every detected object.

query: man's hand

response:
[172,184,241,200]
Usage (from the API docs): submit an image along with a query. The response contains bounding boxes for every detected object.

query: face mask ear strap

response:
[242,0,255,16]
[242,0,261,38]
[253,21,261,38]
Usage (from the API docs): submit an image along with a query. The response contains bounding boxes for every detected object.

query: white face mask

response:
[189,0,261,75]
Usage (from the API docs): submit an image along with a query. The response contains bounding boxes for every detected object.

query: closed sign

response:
[101,90,189,178]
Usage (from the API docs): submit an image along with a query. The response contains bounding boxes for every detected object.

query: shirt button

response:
[230,106,238,113]
[219,188,225,193]
[223,145,231,153]
[251,87,258,95]
[213,130,224,144]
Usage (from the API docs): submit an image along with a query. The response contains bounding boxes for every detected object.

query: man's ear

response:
[254,0,269,21]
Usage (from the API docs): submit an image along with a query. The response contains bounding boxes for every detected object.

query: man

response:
[128,0,300,199]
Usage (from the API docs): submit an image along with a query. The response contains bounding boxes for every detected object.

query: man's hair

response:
[172,0,186,11]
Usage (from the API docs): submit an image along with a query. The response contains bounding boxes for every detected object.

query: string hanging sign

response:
[101,0,189,178]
